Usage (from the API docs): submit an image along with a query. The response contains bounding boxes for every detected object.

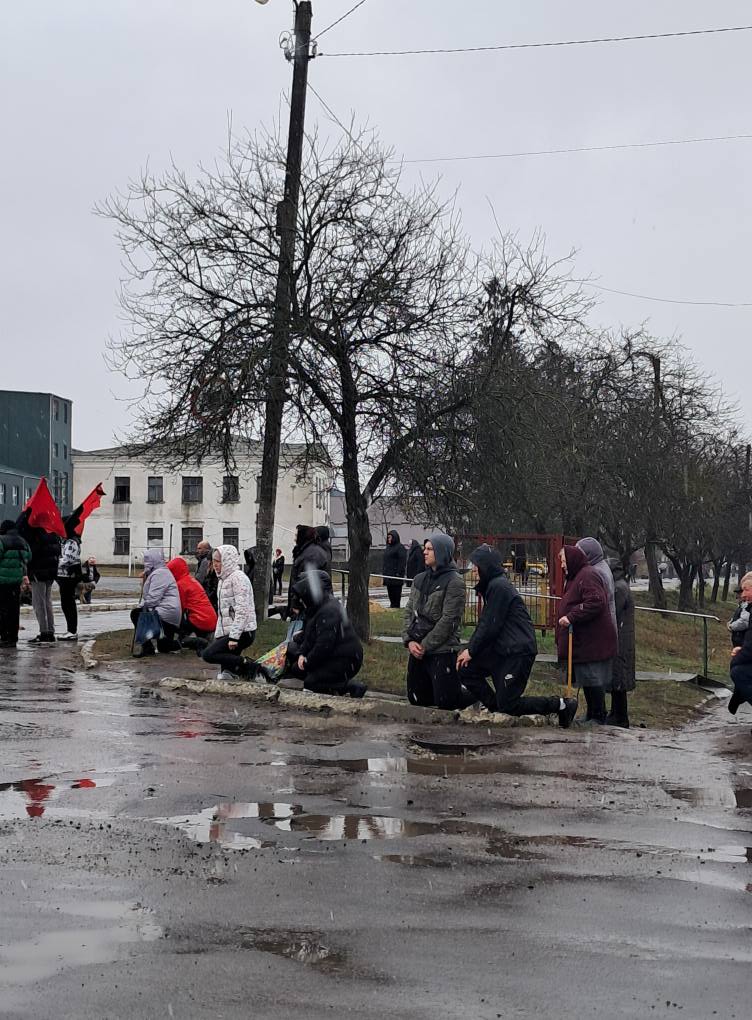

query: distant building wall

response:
[72,446,330,566]
[0,390,73,514]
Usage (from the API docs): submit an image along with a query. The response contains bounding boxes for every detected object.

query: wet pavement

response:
[0,639,750,1018]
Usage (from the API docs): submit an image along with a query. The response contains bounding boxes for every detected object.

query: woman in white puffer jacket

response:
[201,545,257,680]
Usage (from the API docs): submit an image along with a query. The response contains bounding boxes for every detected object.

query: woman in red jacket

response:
[557,545,617,725]
[167,557,218,645]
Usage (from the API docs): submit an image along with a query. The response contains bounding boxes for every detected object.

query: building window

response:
[147,476,163,503]
[25,487,32,502]
[181,527,203,554]
[222,527,239,549]
[222,475,240,503]
[52,470,61,504]
[63,443,68,461]
[114,528,130,555]
[146,527,164,546]
[0,483,5,504]
[182,477,203,504]
[53,442,59,458]
[53,399,59,421]
[113,476,131,503]
[61,473,68,505]
[11,485,19,506]
[63,402,68,424]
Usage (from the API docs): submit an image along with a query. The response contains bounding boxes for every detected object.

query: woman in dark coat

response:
[609,560,636,728]
[405,540,423,584]
[557,545,617,724]
[382,529,407,608]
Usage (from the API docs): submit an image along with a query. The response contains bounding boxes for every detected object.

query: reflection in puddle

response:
[375,854,454,869]
[151,802,290,850]
[0,776,102,818]
[0,901,162,986]
[664,783,752,812]
[299,755,515,777]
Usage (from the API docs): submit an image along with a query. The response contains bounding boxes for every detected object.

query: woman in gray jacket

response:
[131,548,182,657]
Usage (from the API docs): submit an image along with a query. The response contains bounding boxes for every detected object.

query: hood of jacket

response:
[315,525,330,543]
[576,537,605,567]
[167,556,190,582]
[609,558,626,582]
[428,532,456,574]
[470,545,505,593]
[387,529,401,545]
[292,568,333,610]
[215,544,241,580]
[295,524,316,549]
[563,545,588,580]
[0,520,18,536]
[143,548,166,575]
[243,547,256,566]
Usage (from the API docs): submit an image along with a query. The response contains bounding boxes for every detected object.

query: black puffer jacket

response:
[314,526,333,577]
[467,546,537,664]
[382,530,407,583]
[292,570,363,672]
[18,515,61,583]
[289,527,329,594]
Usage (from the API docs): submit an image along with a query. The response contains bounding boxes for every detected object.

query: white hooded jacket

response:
[214,544,257,640]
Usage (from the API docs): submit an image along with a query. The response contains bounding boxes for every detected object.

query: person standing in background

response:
[0,520,31,648]
[383,530,407,608]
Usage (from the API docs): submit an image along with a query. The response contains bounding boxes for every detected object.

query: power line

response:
[400,132,752,164]
[320,23,752,58]
[313,0,368,43]
[587,283,752,309]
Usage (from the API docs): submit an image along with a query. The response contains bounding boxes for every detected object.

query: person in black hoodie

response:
[457,545,578,727]
[243,547,256,583]
[17,510,61,644]
[405,539,423,586]
[280,569,366,697]
[287,525,329,613]
[382,530,407,608]
[315,526,333,576]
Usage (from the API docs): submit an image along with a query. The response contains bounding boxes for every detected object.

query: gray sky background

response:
[2,0,751,448]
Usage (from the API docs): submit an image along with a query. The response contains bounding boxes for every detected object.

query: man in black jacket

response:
[457,546,577,727]
[17,511,61,644]
[382,529,407,608]
[280,569,366,698]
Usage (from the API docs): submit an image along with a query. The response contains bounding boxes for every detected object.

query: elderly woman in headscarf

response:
[557,545,617,724]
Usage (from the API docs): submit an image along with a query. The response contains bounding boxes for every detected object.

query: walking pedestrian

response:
[279,569,366,697]
[402,533,469,710]
[457,546,578,726]
[0,520,31,648]
[202,545,257,680]
[608,560,636,728]
[557,545,617,724]
[729,571,752,718]
[383,530,407,608]
[130,549,182,658]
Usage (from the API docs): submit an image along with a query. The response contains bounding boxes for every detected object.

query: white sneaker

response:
[216,670,236,681]
[58,632,78,641]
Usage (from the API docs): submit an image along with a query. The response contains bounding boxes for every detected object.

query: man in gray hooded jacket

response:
[401,532,470,710]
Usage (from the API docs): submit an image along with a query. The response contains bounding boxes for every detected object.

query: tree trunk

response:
[722,557,733,602]
[339,381,371,641]
[677,564,695,611]
[710,558,723,603]
[645,541,667,610]
[697,564,705,608]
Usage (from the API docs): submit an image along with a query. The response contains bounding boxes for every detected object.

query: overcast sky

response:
[2,0,751,448]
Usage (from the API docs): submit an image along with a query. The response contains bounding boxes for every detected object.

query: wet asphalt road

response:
[0,638,750,1019]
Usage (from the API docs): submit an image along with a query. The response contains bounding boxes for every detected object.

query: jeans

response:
[57,578,78,634]
[202,632,255,674]
[0,584,21,643]
[406,652,473,711]
[461,653,560,715]
[31,580,55,635]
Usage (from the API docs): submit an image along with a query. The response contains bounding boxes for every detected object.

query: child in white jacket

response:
[201,545,257,680]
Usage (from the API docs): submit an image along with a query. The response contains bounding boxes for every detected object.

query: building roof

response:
[73,440,320,462]
[0,389,71,401]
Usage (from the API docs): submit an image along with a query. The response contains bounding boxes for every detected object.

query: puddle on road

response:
[151,802,286,850]
[663,782,752,812]
[240,928,346,971]
[374,853,455,868]
[0,901,162,987]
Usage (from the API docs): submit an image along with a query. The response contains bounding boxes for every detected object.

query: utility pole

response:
[253,1,313,618]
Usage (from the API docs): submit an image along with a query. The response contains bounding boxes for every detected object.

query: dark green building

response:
[0,390,73,517]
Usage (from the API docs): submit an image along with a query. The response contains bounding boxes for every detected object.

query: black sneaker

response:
[28,633,55,644]
[346,680,367,699]
[558,698,578,729]
[133,644,156,659]
[728,691,742,715]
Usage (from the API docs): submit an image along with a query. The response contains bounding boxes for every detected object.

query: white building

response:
[72,443,330,567]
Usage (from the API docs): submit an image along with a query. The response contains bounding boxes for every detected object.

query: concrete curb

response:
[155,675,550,728]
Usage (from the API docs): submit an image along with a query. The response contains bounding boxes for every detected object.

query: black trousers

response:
[130,607,179,653]
[385,582,403,608]
[609,689,629,725]
[0,584,21,644]
[57,578,78,634]
[202,631,255,674]
[272,571,284,596]
[461,653,560,715]
[583,686,607,723]
[407,652,474,711]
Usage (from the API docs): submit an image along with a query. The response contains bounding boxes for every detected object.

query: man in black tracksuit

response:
[457,545,577,727]
[281,570,366,697]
